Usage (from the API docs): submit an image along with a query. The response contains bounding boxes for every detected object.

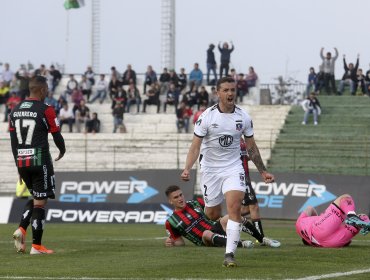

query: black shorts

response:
[242,181,258,206]
[18,162,56,200]
[211,221,226,236]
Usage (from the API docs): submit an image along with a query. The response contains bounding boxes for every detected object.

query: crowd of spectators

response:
[0,42,262,133]
[0,59,260,134]
[306,48,370,96]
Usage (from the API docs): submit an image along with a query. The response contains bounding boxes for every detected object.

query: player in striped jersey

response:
[165,185,260,248]
[9,76,66,254]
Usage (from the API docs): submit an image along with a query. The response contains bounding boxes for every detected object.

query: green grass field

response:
[1,221,370,279]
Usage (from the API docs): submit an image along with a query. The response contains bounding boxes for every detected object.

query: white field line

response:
[285,268,370,280]
[1,269,370,280]
[0,277,260,280]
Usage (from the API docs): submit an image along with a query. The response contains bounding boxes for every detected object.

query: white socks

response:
[226,219,241,255]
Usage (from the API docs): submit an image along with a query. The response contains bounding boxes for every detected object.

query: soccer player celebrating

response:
[165,185,261,248]
[9,75,66,254]
[181,76,274,267]
[296,194,370,248]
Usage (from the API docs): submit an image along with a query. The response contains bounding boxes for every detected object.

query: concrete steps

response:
[0,75,291,194]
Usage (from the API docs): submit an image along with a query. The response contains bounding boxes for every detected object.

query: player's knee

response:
[33,198,47,207]
[335,194,352,205]
[241,205,250,216]
[202,230,213,246]
[205,208,222,220]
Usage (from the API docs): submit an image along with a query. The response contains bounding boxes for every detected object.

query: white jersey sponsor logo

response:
[17,148,35,156]
[194,105,254,171]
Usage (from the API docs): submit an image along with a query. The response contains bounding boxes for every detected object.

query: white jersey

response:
[194,104,254,171]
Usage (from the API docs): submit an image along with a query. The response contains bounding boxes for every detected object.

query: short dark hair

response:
[216,76,235,91]
[29,75,47,91]
[165,185,181,197]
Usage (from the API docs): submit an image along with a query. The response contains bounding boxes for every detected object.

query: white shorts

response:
[200,167,246,207]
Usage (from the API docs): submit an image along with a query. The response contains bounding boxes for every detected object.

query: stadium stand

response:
[0,76,290,194]
[268,95,370,176]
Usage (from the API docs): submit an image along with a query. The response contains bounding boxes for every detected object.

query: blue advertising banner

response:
[54,170,195,204]
[8,200,172,224]
[249,172,370,219]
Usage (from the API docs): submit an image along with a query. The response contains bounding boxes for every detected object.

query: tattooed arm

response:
[244,136,275,183]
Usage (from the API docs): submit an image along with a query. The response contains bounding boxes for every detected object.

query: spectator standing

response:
[15,70,30,100]
[112,102,126,133]
[110,66,121,82]
[320,47,339,95]
[306,67,317,97]
[115,87,128,111]
[108,75,122,109]
[58,103,75,132]
[178,68,187,92]
[122,64,137,85]
[206,43,217,85]
[86,112,100,133]
[301,92,321,125]
[34,64,47,76]
[89,74,108,104]
[338,54,359,96]
[49,65,62,93]
[189,63,203,88]
[1,63,14,86]
[218,41,234,78]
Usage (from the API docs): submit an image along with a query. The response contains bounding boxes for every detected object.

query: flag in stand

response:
[64,0,85,10]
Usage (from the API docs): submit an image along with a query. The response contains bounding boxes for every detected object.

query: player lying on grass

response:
[164,185,278,248]
[296,194,370,248]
